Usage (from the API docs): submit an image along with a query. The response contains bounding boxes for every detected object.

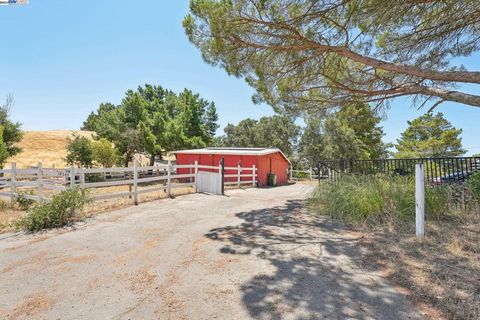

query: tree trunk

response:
[149,154,155,166]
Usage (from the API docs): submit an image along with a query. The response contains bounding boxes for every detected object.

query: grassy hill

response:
[7,130,95,169]
[6,130,173,169]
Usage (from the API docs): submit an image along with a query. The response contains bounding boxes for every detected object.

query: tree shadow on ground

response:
[205,199,420,320]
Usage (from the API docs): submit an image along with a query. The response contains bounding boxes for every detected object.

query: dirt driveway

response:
[0,183,421,320]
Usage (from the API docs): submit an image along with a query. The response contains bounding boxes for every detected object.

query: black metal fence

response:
[317,157,480,186]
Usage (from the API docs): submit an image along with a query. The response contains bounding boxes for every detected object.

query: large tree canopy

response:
[184,0,480,111]
[395,112,465,158]
[299,103,389,166]
[83,85,219,165]
[218,115,300,158]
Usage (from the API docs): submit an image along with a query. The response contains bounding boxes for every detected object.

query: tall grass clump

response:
[309,175,452,226]
[17,187,91,232]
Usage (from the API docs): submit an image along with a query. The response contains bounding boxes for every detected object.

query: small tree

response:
[91,138,119,168]
[65,135,93,168]
[395,112,466,158]
[0,95,23,167]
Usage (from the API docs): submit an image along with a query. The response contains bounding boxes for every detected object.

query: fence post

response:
[194,160,198,193]
[11,162,16,205]
[415,163,425,238]
[37,162,43,203]
[309,167,313,181]
[133,159,138,205]
[219,158,225,195]
[289,165,293,181]
[252,165,256,187]
[80,168,85,190]
[237,161,242,188]
[70,167,75,189]
[167,160,171,196]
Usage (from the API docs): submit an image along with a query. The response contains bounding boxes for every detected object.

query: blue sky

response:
[1,1,479,154]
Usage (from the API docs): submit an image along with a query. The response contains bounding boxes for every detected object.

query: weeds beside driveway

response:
[0,183,421,319]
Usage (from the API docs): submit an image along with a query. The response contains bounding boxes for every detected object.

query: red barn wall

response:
[175,152,289,186]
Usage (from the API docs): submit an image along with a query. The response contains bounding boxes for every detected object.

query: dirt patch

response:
[124,266,157,294]
[2,252,96,273]
[156,270,187,320]
[361,215,480,320]
[6,292,53,320]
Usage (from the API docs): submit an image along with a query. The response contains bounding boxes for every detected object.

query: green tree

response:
[0,126,11,168]
[0,95,23,166]
[65,135,94,168]
[220,115,300,158]
[91,138,119,168]
[299,104,389,166]
[395,112,465,158]
[83,85,219,166]
[184,0,480,111]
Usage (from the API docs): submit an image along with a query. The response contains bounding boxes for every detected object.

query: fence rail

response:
[317,157,480,185]
[1,160,258,206]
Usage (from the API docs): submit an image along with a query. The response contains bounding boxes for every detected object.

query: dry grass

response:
[7,130,95,169]
[6,130,167,169]
[361,213,480,320]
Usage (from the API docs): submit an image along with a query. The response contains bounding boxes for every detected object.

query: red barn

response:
[173,147,290,186]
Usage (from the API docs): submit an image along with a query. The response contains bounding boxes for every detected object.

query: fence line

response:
[1,160,258,206]
[289,167,318,181]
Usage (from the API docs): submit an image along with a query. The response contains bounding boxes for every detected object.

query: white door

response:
[197,171,222,195]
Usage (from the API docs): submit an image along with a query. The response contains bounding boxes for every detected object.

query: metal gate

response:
[196,171,223,195]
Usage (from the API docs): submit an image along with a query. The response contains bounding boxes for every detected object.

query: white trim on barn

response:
[173,147,291,164]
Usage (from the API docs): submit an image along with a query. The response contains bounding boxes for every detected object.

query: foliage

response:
[218,115,300,158]
[16,191,35,211]
[16,188,91,232]
[0,95,23,168]
[83,85,219,165]
[395,112,465,158]
[309,175,452,226]
[184,0,480,111]
[467,171,480,204]
[299,103,390,167]
[91,138,119,167]
[65,134,94,168]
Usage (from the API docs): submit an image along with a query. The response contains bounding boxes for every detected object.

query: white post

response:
[415,163,425,238]
[252,165,256,187]
[70,167,75,189]
[237,163,241,188]
[194,160,198,193]
[80,168,85,190]
[11,162,16,205]
[37,162,43,203]
[289,165,293,181]
[309,167,313,181]
[167,160,171,196]
[133,159,138,205]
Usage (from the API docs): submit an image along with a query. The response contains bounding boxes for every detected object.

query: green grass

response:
[309,175,454,226]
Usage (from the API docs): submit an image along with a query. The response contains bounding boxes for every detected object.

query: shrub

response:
[91,138,119,167]
[467,171,480,204]
[16,190,35,211]
[17,187,91,232]
[65,134,94,168]
[309,174,453,226]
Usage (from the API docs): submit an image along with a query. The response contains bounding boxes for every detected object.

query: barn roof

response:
[173,147,290,163]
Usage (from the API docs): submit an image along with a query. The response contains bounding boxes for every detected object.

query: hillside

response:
[7,130,95,169]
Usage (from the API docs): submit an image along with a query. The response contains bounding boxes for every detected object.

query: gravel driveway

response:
[0,183,421,319]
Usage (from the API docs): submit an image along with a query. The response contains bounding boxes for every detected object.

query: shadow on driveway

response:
[205,199,421,319]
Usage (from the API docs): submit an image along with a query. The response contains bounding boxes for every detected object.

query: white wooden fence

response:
[289,167,319,181]
[0,160,258,205]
